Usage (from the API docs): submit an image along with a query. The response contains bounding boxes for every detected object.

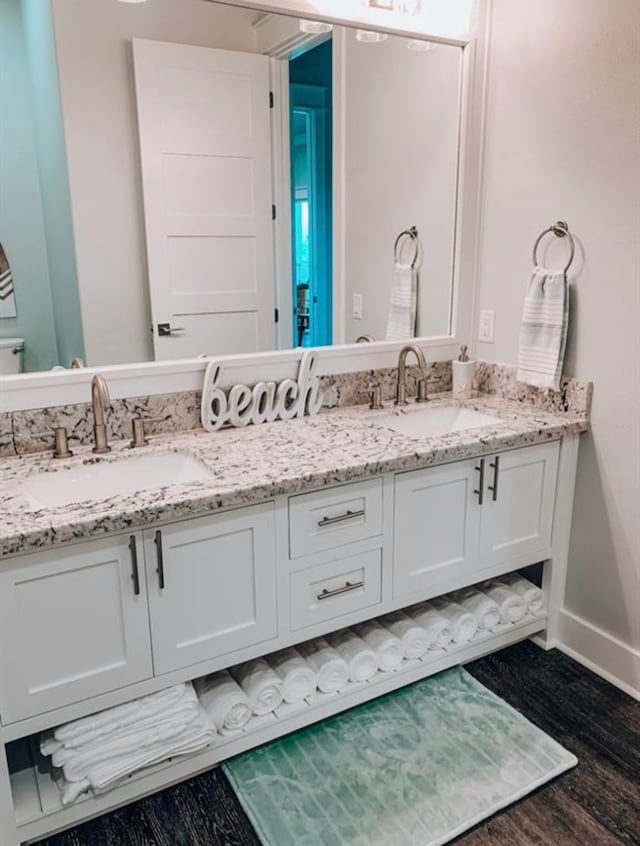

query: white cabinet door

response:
[478,442,559,569]
[145,503,278,675]
[0,535,153,723]
[393,459,482,599]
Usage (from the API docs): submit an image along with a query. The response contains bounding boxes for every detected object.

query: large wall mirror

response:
[0,0,474,375]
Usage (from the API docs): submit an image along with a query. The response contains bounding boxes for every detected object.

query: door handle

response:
[129,535,140,596]
[488,455,500,501]
[154,530,166,590]
[318,509,365,528]
[157,323,186,337]
[474,458,485,506]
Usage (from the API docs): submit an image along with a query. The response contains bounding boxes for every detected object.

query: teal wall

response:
[21,0,85,368]
[0,0,59,371]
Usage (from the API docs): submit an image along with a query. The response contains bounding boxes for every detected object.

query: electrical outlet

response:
[352,293,363,320]
[478,309,495,343]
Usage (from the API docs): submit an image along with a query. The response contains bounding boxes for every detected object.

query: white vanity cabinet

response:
[393,442,560,598]
[0,535,153,724]
[144,503,278,675]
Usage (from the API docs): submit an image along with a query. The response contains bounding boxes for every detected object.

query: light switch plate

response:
[352,293,363,320]
[478,309,495,343]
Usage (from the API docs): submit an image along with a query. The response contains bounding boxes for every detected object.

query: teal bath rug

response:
[223,666,577,846]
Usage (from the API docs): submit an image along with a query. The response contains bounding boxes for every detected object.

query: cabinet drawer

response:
[289,548,383,632]
[288,478,383,560]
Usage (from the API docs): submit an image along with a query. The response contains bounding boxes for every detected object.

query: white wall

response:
[51,0,259,366]
[341,33,462,344]
[476,0,640,691]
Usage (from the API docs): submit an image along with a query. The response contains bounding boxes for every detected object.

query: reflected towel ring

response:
[532,220,575,274]
[394,226,420,269]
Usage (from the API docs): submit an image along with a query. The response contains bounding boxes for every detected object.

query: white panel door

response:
[0,535,153,723]
[478,442,560,569]
[133,39,276,360]
[393,459,482,599]
[145,504,278,675]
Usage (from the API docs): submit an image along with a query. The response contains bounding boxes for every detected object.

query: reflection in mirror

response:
[0,0,464,374]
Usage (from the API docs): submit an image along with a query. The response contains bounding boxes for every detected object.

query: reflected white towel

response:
[484,582,528,623]
[353,620,403,672]
[385,263,418,341]
[326,629,378,683]
[297,638,349,693]
[267,647,317,704]
[517,266,569,391]
[231,658,283,716]
[431,598,477,644]
[195,670,252,734]
[406,603,452,649]
[455,588,501,630]
[381,610,431,660]
[500,574,545,614]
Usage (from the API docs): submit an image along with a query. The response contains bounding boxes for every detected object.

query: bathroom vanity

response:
[0,384,589,845]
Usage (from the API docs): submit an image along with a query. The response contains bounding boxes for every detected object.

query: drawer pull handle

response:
[317,580,364,601]
[474,458,485,506]
[488,455,500,501]
[318,509,365,528]
[129,535,140,596]
[154,529,166,590]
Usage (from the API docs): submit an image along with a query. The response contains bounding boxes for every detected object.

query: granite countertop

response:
[0,393,589,559]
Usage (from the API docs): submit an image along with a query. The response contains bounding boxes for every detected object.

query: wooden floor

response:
[35,642,639,846]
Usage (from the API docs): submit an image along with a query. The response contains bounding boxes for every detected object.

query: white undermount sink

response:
[375,405,504,439]
[22,451,213,509]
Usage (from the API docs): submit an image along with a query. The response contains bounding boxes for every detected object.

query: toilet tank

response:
[0,338,24,374]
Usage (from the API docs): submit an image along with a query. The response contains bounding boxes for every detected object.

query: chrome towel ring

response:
[532,220,575,274]
[394,226,420,268]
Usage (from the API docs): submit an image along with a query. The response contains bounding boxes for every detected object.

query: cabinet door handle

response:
[317,580,364,601]
[154,529,165,590]
[474,458,486,506]
[129,535,140,596]
[318,509,365,528]
[488,455,500,501]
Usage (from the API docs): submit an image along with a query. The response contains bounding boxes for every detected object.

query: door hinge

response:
[272,204,277,221]
[274,308,279,324]
[269,91,275,109]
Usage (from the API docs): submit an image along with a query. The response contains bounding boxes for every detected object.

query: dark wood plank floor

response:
[35,642,640,846]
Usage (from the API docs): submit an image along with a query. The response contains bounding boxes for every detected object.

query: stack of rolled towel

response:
[40,683,215,805]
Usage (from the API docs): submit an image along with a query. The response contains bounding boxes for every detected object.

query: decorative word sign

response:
[201,350,324,432]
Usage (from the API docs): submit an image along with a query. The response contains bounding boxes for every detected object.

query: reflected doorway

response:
[289,41,333,347]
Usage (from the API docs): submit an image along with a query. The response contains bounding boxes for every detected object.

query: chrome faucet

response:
[396,343,429,406]
[91,375,111,454]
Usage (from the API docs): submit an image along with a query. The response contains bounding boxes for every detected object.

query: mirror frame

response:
[0,0,489,412]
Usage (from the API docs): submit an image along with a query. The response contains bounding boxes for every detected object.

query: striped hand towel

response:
[385,263,418,341]
[517,266,569,391]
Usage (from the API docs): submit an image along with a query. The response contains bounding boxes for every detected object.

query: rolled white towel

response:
[455,588,501,630]
[431,598,478,644]
[483,582,527,624]
[353,620,403,672]
[326,629,378,683]
[406,603,452,649]
[231,658,283,716]
[297,638,349,693]
[195,670,252,734]
[267,647,317,704]
[380,610,431,660]
[500,574,545,614]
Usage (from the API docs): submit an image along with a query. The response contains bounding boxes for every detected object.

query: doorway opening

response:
[289,40,333,348]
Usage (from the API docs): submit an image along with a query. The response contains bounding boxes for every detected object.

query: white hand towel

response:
[431,598,478,644]
[297,638,349,693]
[455,588,501,630]
[231,658,283,716]
[406,603,452,649]
[385,263,418,342]
[500,574,545,614]
[326,629,378,683]
[517,266,569,391]
[267,647,317,704]
[195,670,252,734]
[353,620,403,672]
[484,582,528,623]
[380,610,431,660]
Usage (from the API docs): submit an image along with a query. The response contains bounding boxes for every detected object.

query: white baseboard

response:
[557,609,640,701]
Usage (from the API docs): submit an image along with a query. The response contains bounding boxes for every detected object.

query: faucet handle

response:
[130,417,149,448]
[369,385,383,410]
[53,427,73,459]
[416,378,429,403]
